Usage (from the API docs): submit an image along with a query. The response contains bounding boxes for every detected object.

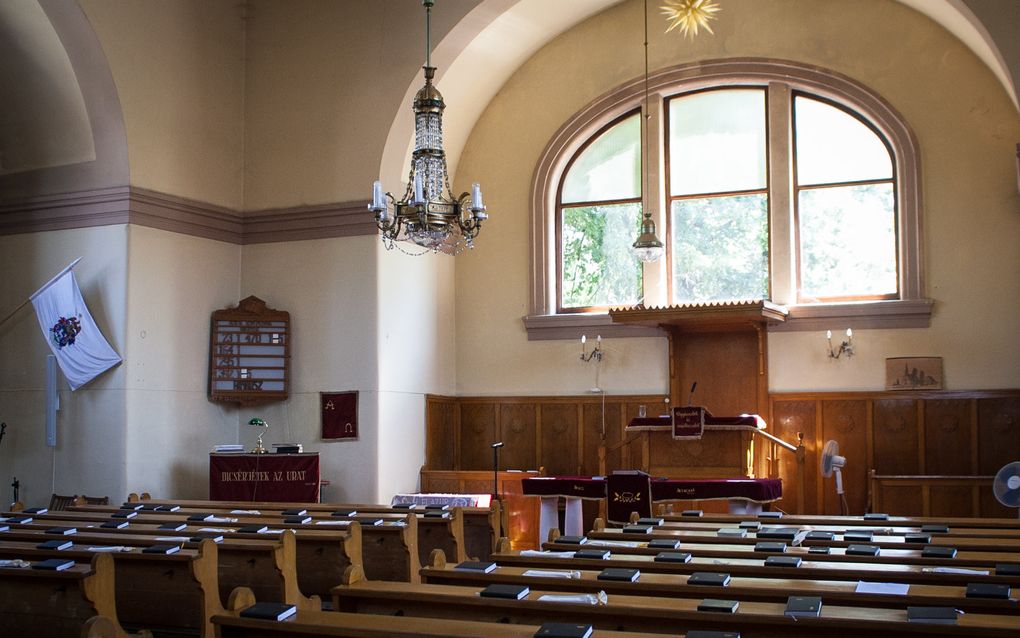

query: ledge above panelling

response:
[0,186,377,245]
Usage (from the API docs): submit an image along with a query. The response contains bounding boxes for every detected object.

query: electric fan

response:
[821,440,849,515]
[993,461,1020,518]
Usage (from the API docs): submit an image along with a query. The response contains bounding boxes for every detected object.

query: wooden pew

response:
[653,510,1020,531]
[0,553,132,638]
[420,551,1019,615]
[332,571,1020,637]
[491,543,1019,588]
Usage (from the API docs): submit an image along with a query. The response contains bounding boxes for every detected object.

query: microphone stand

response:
[491,442,504,501]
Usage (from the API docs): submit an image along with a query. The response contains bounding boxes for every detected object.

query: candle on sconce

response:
[826,330,832,340]
[471,183,483,210]
[846,328,853,339]
[413,173,424,204]
[372,180,385,209]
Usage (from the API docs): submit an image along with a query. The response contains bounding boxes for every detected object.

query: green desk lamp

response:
[248,417,269,454]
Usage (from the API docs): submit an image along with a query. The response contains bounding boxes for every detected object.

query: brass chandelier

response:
[369,0,487,254]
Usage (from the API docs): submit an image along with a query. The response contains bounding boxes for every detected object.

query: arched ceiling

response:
[382,0,1020,187]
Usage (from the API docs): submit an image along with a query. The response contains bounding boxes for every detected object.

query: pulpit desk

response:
[209,452,320,502]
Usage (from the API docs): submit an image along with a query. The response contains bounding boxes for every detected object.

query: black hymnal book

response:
[681,509,704,517]
[905,534,932,544]
[424,511,450,519]
[187,514,214,522]
[598,567,640,582]
[805,530,834,541]
[143,544,181,555]
[158,522,187,532]
[688,572,731,587]
[846,544,880,556]
[995,563,1020,576]
[717,528,746,538]
[739,521,761,530]
[392,503,417,510]
[37,539,73,550]
[808,546,831,554]
[45,527,77,536]
[686,631,740,638]
[332,509,357,517]
[239,602,297,621]
[574,548,610,560]
[235,524,269,534]
[648,538,681,550]
[844,530,874,542]
[784,596,822,617]
[654,551,693,563]
[455,560,497,573]
[281,508,307,516]
[284,516,312,524]
[191,533,224,543]
[922,545,957,559]
[623,525,652,535]
[556,535,587,545]
[921,524,950,534]
[479,583,530,600]
[965,582,1010,599]
[636,517,664,526]
[23,507,48,514]
[754,541,787,553]
[101,520,129,529]
[155,505,181,512]
[112,511,137,519]
[425,504,450,510]
[8,517,33,524]
[121,503,144,511]
[757,527,797,541]
[758,511,783,519]
[139,503,160,511]
[765,555,802,568]
[697,598,739,613]
[864,513,889,520]
[534,622,593,638]
[361,518,384,526]
[0,524,9,532]
[906,606,960,624]
[32,558,74,571]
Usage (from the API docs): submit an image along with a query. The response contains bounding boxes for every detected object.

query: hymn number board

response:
[208,296,290,405]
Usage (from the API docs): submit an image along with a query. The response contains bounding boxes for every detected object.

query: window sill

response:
[523,298,933,340]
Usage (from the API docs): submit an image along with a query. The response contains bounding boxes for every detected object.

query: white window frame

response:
[524,59,931,340]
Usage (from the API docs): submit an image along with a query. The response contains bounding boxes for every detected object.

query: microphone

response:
[491,441,504,448]
[687,382,698,406]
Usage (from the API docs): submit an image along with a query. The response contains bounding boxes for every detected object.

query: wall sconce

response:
[826,329,854,359]
[580,334,603,363]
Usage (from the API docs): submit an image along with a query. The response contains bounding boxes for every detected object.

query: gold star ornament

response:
[661,0,721,39]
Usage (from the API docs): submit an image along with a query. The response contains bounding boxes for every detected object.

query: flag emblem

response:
[50,316,82,348]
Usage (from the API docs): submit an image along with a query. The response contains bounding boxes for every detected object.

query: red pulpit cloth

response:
[210,453,320,502]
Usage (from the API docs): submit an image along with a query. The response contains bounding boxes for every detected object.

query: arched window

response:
[527,60,930,337]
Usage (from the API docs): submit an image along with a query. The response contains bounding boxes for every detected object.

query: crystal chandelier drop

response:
[632,0,665,263]
[369,0,487,255]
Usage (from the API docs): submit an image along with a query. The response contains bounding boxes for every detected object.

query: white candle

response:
[846,328,853,339]
[372,180,384,208]
[471,183,483,209]
[597,335,602,346]
[413,173,424,204]
[581,335,587,345]
[826,330,832,340]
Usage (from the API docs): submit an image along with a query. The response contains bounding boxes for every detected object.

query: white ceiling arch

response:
[379,0,1018,190]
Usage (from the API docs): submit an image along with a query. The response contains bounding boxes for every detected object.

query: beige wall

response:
[0,225,129,506]
[80,0,245,209]
[455,0,1020,396]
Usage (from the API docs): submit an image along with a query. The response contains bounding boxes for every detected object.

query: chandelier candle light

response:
[369,0,487,254]
[826,328,854,359]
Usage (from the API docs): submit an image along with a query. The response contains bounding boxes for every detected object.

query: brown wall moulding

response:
[0,186,377,244]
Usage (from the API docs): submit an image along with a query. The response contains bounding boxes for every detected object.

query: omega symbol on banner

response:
[321,391,358,440]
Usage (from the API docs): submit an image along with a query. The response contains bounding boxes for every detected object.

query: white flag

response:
[30,259,122,391]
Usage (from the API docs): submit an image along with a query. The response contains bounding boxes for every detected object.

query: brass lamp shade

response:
[632,214,664,262]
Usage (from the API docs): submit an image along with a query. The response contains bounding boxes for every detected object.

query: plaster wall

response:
[455,0,1020,396]
[0,225,128,506]
[79,0,245,209]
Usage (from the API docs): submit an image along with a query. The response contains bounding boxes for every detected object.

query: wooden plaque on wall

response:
[208,296,290,405]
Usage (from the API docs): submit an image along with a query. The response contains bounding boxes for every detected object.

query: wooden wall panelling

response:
[979,487,1015,517]
[820,399,868,515]
[924,400,973,475]
[647,430,746,477]
[768,400,816,514]
[871,399,919,474]
[977,397,1020,475]
[538,403,580,476]
[459,403,497,471]
[669,329,761,415]
[582,401,622,475]
[879,485,925,516]
[425,397,457,471]
[499,403,537,471]
[929,484,977,518]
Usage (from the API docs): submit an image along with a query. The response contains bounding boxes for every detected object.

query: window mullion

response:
[767,81,796,306]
